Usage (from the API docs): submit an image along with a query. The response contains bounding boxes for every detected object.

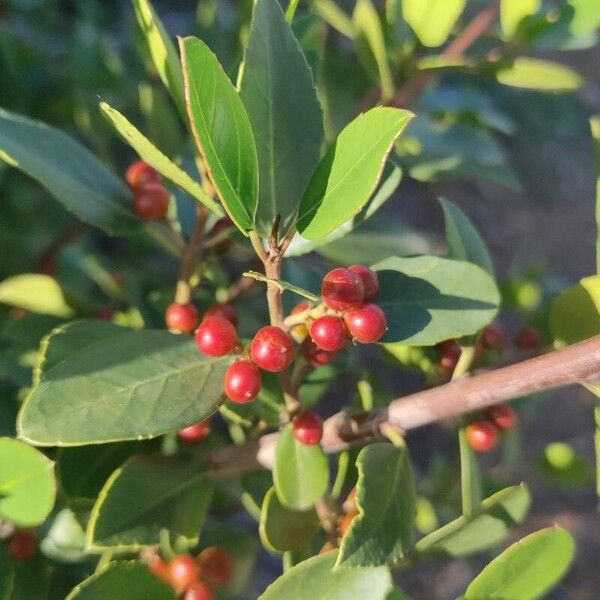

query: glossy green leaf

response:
[0,437,56,526]
[500,0,541,37]
[133,0,185,117]
[0,108,139,235]
[239,0,323,239]
[99,102,221,215]
[57,442,140,500]
[180,36,258,234]
[0,274,74,318]
[440,198,493,275]
[273,425,329,510]
[497,58,583,92]
[18,329,234,446]
[337,442,415,568]
[569,0,600,38]
[260,487,320,553]
[298,107,412,239]
[374,256,500,345]
[402,0,466,47]
[550,275,600,346]
[87,455,212,550]
[66,561,176,599]
[259,551,393,600]
[352,0,394,102]
[464,527,575,599]
[416,484,530,557]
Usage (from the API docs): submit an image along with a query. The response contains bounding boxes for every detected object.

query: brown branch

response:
[207,335,600,476]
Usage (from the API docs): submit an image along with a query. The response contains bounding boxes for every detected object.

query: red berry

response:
[183,581,215,600]
[166,303,198,334]
[197,546,232,587]
[293,411,324,445]
[8,531,37,560]
[321,268,365,312]
[224,360,261,403]
[348,265,379,302]
[465,421,498,453]
[339,512,357,536]
[125,160,161,189]
[437,339,461,374]
[169,554,200,590]
[148,556,171,583]
[178,420,211,443]
[203,303,238,327]
[94,307,115,321]
[195,316,238,357]
[301,338,336,366]
[133,183,170,220]
[514,326,543,350]
[487,404,517,431]
[310,316,347,352]
[344,304,387,344]
[250,326,294,372]
[482,324,505,349]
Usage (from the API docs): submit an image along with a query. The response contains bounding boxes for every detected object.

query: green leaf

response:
[273,425,329,510]
[0,437,56,526]
[569,0,600,38]
[40,509,88,563]
[337,442,415,568]
[0,544,15,598]
[0,108,139,235]
[99,102,222,215]
[298,107,412,239]
[402,0,466,47]
[500,0,541,38]
[239,0,324,239]
[180,36,258,235]
[496,58,583,92]
[352,0,394,102]
[57,442,140,500]
[259,551,393,600]
[87,455,212,550]
[259,487,320,553]
[18,329,234,446]
[416,484,530,557]
[464,526,575,599]
[537,442,590,488]
[550,275,600,346]
[0,274,74,318]
[66,561,176,599]
[311,0,354,38]
[132,0,185,117]
[374,256,500,345]
[458,424,482,516]
[440,199,493,275]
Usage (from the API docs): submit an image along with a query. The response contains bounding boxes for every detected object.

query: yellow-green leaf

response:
[0,274,73,318]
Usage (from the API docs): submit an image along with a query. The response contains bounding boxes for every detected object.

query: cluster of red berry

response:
[465,404,518,453]
[6,529,37,561]
[147,546,231,600]
[125,161,170,221]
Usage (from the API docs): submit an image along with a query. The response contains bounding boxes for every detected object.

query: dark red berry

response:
[178,420,211,443]
[250,326,294,372]
[437,339,461,375]
[148,556,171,583]
[224,360,261,403]
[465,421,498,453]
[293,411,324,445]
[169,554,200,590]
[126,161,161,189]
[321,268,365,312]
[183,581,214,600]
[198,546,232,587]
[301,338,336,366]
[487,404,517,431]
[166,303,198,334]
[482,324,505,349]
[514,326,543,351]
[310,316,347,352]
[8,531,37,560]
[348,265,379,302]
[94,307,115,321]
[208,217,235,253]
[203,303,238,327]
[344,304,387,343]
[133,183,170,220]
[195,316,238,357]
